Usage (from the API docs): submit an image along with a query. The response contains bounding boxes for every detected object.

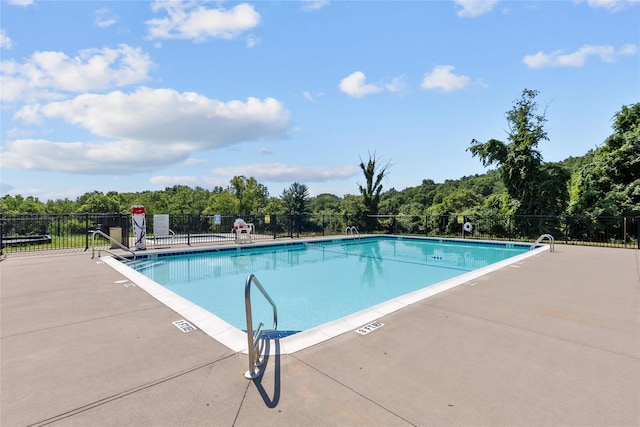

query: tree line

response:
[2,90,638,219]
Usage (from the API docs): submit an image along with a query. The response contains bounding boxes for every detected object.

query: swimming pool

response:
[104,236,547,354]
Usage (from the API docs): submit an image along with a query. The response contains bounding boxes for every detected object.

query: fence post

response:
[0,213,3,256]
[271,214,277,239]
[424,215,427,237]
[122,213,130,248]
[84,213,89,250]
[636,216,639,250]
[187,214,192,246]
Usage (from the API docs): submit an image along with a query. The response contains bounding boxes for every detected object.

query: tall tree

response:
[228,176,269,213]
[75,191,124,213]
[569,102,640,216]
[281,182,310,215]
[204,191,240,215]
[358,152,390,230]
[468,89,569,215]
[163,185,209,214]
[0,195,46,214]
[309,193,341,215]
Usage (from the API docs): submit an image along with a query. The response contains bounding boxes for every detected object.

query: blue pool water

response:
[126,236,531,333]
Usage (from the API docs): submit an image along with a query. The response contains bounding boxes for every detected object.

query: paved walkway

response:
[1,244,639,426]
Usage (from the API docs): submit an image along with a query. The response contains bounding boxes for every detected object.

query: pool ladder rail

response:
[244,273,278,379]
[346,225,360,238]
[532,234,554,252]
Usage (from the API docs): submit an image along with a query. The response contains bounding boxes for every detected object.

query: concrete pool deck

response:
[1,243,639,426]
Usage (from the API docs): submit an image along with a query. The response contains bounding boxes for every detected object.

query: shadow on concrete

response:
[252,339,281,408]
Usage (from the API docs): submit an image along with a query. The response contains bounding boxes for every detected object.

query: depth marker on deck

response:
[355,321,384,335]
[173,319,197,333]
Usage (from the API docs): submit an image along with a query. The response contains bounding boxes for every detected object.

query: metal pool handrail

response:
[346,225,360,238]
[244,273,278,379]
[89,230,136,260]
[532,234,554,252]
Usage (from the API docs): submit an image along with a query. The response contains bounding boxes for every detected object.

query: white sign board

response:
[154,214,170,236]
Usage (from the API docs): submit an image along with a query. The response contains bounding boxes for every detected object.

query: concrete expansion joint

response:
[0,306,166,339]
[431,305,639,360]
[25,356,233,427]
[290,355,417,426]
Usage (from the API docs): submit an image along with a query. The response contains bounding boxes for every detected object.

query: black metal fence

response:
[386,214,639,249]
[0,213,130,254]
[1,213,638,254]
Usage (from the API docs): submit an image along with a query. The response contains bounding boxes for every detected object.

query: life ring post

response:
[463,221,473,234]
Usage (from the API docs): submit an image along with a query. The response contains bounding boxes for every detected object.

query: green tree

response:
[309,193,341,215]
[229,176,269,213]
[133,190,169,214]
[468,89,569,215]
[569,103,640,216]
[204,191,240,215]
[379,188,404,215]
[341,194,367,230]
[45,198,77,214]
[0,195,46,214]
[537,163,571,215]
[264,196,285,215]
[358,152,390,230]
[281,182,310,215]
[76,191,123,213]
[163,185,209,214]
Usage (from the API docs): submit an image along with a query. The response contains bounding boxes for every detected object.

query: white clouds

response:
[0,29,11,50]
[302,90,324,102]
[211,163,360,183]
[33,88,290,147]
[385,76,408,94]
[246,34,261,48]
[523,43,638,68]
[421,65,471,92]
[575,0,640,11]
[454,0,499,17]
[192,162,361,196]
[339,71,383,98]
[146,1,261,42]
[0,44,154,102]
[94,8,119,28]
[7,0,34,6]
[143,162,361,198]
[301,0,330,11]
[1,139,190,174]
[341,68,479,96]
[149,175,226,188]
[2,89,292,174]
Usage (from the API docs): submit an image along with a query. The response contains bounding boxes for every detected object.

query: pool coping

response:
[102,235,550,355]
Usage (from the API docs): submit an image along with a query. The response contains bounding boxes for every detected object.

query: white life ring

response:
[463,222,473,233]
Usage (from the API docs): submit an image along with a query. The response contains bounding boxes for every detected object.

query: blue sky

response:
[1,0,638,201]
